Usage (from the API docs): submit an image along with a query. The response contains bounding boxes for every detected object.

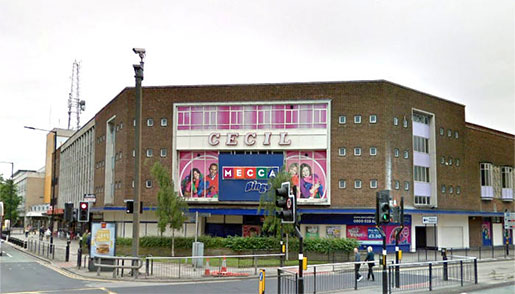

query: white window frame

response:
[145,180,152,188]
[449,185,454,194]
[404,181,410,191]
[160,118,168,127]
[480,163,493,186]
[403,117,408,128]
[338,147,346,156]
[370,147,377,156]
[370,179,378,189]
[147,118,154,127]
[455,131,459,139]
[339,115,346,124]
[394,148,400,158]
[403,150,409,159]
[146,149,153,158]
[354,180,362,189]
[354,115,362,124]
[447,129,452,137]
[394,180,400,190]
[339,179,346,189]
[502,166,514,189]
[369,115,377,124]
[441,184,446,194]
[456,186,461,194]
[354,147,362,156]
[393,117,399,126]
[160,148,167,158]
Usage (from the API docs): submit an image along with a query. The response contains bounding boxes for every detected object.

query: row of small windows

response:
[131,148,168,158]
[338,179,378,189]
[338,179,411,191]
[338,147,377,156]
[130,180,153,188]
[441,185,461,195]
[134,118,168,127]
[338,115,377,124]
[338,147,409,158]
[96,135,106,144]
[95,161,105,169]
[439,127,459,139]
[94,186,104,194]
[441,156,460,167]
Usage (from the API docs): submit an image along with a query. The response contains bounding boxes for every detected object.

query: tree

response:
[258,168,296,258]
[151,162,188,257]
[0,176,21,227]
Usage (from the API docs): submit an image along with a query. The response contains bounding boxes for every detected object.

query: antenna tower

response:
[67,60,86,130]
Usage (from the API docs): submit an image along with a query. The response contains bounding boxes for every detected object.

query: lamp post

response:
[132,48,145,259]
[0,161,14,179]
[24,126,57,248]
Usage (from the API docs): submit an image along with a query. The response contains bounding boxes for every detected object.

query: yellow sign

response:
[303,257,308,271]
[258,269,265,294]
[399,250,403,260]
[282,244,286,253]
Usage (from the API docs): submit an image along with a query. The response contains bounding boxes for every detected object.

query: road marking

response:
[2,287,113,294]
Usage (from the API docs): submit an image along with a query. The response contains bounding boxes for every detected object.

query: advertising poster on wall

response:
[179,151,219,199]
[481,220,492,246]
[242,225,261,237]
[90,222,116,258]
[285,151,327,203]
[326,226,341,238]
[306,225,319,238]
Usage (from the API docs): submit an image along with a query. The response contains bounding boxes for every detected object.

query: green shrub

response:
[116,235,358,254]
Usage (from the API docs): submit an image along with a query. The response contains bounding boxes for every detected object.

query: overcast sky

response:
[0,0,513,178]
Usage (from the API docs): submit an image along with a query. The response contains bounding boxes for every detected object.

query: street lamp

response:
[0,161,14,179]
[24,126,57,249]
[132,47,145,259]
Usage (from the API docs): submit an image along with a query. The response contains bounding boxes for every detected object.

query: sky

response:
[0,0,513,179]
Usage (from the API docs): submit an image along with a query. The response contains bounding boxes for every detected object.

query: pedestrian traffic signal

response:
[64,203,73,222]
[78,201,90,222]
[275,182,296,224]
[376,190,391,224]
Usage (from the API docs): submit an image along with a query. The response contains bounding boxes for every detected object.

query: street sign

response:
[422,216,438,224]
[504,211,514,229]
[258,269,265,294]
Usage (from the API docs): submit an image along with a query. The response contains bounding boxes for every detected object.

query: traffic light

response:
[78,201,90,222]
[376,190,391,224]
[64,203,73,222]
[73,208,77,222]
[275,182,295,224]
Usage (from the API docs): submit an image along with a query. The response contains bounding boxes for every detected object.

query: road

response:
[0,241,273,294]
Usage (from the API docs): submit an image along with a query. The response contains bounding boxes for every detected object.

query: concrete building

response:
[56,80,514,251]
[13,168,45,227]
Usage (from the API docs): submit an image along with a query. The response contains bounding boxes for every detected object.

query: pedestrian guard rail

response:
[92,256,143,278]
[277,257,478,294]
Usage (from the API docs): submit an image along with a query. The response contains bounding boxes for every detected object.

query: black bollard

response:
[77,247,82,269]
[66,240,71,262]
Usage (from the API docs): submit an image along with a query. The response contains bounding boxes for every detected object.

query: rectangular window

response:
[370,179,377,189]
[393,117,399,126]
[369,115,377,124]
[481,163,492,186]
[147,118,154,127]
[370,147,377,156]
[456,186,461,194]
[339,147,346,156]
[146,149,153,157]
[354,147,361,156]
[354,180,362,189]
[403,150,409,159]
[441,184,446,193]
[404,181,410,191]
[160,148,167,158]
[413,136,429,153]
[414,166,430,182]
[145,180,152,188]
[403,117,408,128]
[502,166,513,188]
[455,131,459,139]
[339,115,346,124]
[394,148,399,158]
[339,179,346,189]
[161,118,168,127]
[394,180,400,190]
[413,113,430,124]
[354,115,361,124]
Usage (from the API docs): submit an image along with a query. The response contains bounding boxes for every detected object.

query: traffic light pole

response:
[295,224,304,294]
[394,197,404,288]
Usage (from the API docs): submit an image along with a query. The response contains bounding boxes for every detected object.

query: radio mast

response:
[67,60,86,130]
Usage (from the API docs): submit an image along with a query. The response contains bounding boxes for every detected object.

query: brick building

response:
[57,80,514,252]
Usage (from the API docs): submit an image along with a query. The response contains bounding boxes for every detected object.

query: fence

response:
[397,245,514,263]
[387,258,477,293]
[144,253,285,279]
[277,257,477,294]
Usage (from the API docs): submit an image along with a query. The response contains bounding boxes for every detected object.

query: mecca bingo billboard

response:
[218,153,284,201]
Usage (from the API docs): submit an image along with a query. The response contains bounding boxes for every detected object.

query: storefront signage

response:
[208,132,291,146]
[504,211,514,229]
[90,222,116,258]
[84,193,96,203]
[422,216,438,224]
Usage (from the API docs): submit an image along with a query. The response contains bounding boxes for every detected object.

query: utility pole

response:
[132,48,145,260]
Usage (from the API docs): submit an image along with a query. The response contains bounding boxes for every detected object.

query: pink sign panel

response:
[285,151,327,201]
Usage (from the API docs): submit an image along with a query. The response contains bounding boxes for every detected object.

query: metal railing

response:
[93,256,143,278]
[387,258,477,293]
[145,253,285,279]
